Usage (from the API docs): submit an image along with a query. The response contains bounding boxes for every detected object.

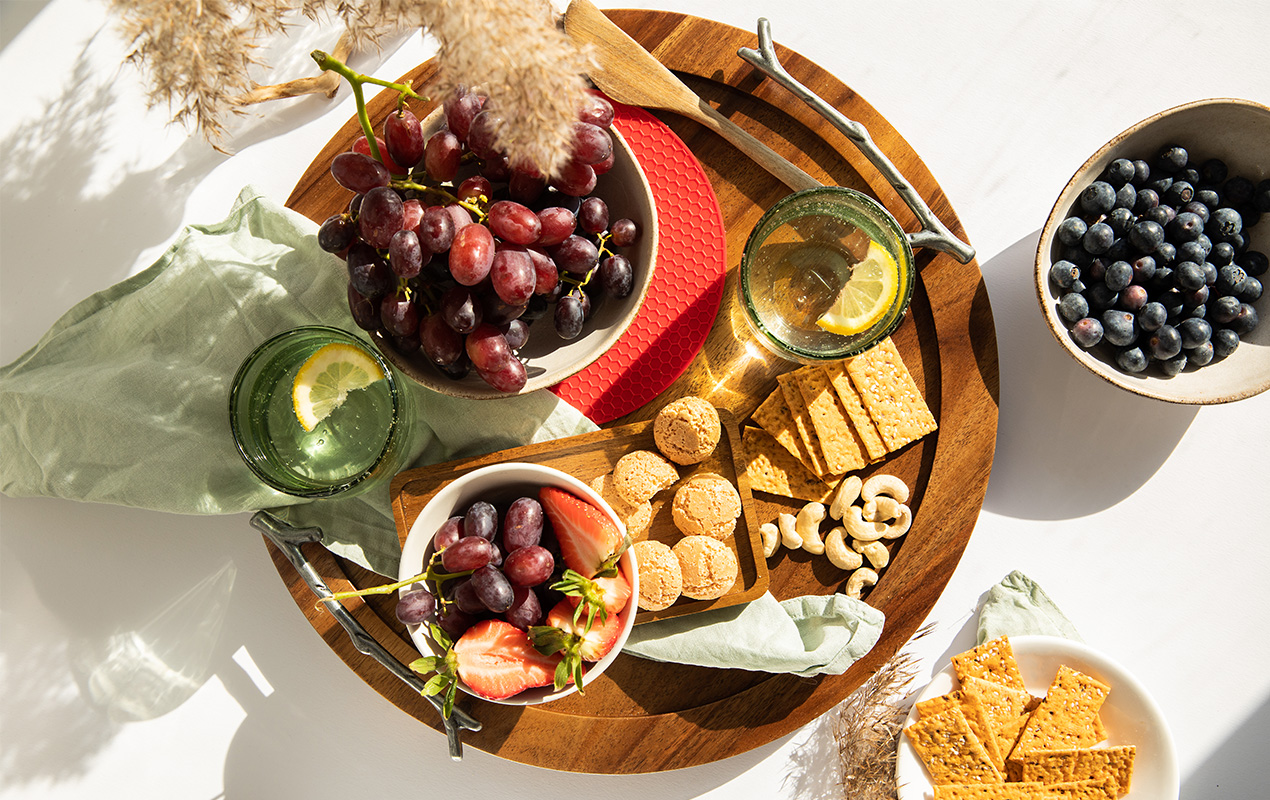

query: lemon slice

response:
[292,343,386,432]
[815,240,900,336]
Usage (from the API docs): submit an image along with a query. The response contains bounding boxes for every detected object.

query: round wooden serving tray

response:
[270,9,999,773]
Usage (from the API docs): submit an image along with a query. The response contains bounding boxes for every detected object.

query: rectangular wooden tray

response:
[389,408,769,623]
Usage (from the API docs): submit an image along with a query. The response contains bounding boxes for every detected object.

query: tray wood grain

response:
[267,9,999,773]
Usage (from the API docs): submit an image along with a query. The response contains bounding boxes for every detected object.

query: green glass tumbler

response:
[228,326,413,498]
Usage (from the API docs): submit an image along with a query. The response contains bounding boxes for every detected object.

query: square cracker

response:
[904,705,1003,785]
[952,636,1027,691]
[962,676,1037,775]
[916,690,1005,770]
[845,337,937,451]
[741,427,833,502]
[1011,666,1110,757]
[792,365,868,474]
[751,391,817,472]
[776,372,837,480]
[825,361,887,461]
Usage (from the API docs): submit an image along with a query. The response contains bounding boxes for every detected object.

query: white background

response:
[2,1,1268,797]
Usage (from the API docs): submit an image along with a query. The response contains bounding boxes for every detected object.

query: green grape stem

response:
[315,552,472,610]
[311,49,426,167]
[388,179,485,220]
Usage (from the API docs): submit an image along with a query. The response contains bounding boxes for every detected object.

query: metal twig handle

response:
[252,511,481,760]
[738,19,976,264]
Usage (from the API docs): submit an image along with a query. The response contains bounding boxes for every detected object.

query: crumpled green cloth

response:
[0,187,595,575]
[623,591,885,677]
[976,570,1082,643]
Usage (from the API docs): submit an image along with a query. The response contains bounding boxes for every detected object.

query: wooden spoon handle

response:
[692,101,821,191]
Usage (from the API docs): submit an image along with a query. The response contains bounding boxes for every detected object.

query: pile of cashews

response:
[758,474,911,599]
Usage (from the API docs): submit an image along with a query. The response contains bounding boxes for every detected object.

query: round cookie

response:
[673,535,739,600]
[671,472,742,540]
[632,539,683,611]
[588,472,653,538]
[654,396,721,465]
[612,450,679,504]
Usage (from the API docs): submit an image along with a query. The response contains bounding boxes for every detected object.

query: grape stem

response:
[311,49,426,166]
[316,556,472,610]
[390,178,485,220]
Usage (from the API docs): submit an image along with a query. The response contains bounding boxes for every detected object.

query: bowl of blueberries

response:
[1035,97,1270,404]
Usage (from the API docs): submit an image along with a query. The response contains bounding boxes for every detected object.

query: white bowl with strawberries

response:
[396,463,637,708]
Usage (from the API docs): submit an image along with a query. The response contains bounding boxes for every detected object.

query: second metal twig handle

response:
[738,19,976,264]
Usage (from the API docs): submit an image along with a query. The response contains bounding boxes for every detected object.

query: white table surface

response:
[2,1,1267,797]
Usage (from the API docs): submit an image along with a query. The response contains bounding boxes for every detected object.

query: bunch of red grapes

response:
[317,86,641,393]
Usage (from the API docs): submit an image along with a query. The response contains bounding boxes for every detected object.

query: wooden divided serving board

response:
[269,9,999,773]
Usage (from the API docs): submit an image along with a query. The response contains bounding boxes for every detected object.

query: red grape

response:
[384,108,424,170]
[509,171,547,204]
[449,223,496,285]
[453,579,487,615]
[502,497,544,549]
[395,588,435,625]
[610,218,639,247]
[571,122,613,165]
[419,313,464,365]
[347,242,392,298]
[380,290,419,337]
[578,90,615,128]
[552,160,597,196]
[482,155,511,182]
[555,294,585,339]
[527,247,559,295]
[468,110,502,159]
[488,201,542,245]
[578,197,609,234]
[536,207,576,246]
[440,285,482,333]
[600,254,633,298]
[347,284,378,331]
[353,135,408,175]
[477,357,527,393]
[318,214,357,253]
[434,516,463,550]
[458,175,493,203]
[502,318,530,350]
[331,152,389,193]
[424,129,462,182]
[447,203,473,233]
[550,235,599,275]
[417,205,456,252]
[490,248,535,305]
[465,323,512,371]
[443,85,484,141]
[591,150,616,176]
[441,535,494,571]
[503,586,543,630]
[359,186,405,249]
[502,545,554,587]
[389,229,424,278]
[471,565,514,613]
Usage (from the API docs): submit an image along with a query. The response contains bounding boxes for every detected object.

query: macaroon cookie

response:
[673,535,739,600]
[654,396,722,465]
[588,472,653,538]
[671,472,742,540]
[632,539,683,611]
[612,450,679,504]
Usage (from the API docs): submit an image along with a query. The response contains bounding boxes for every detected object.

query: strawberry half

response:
[530,599,625,693]
[539,486,628,579]
[552,569,632,632]
[452,619,560,700]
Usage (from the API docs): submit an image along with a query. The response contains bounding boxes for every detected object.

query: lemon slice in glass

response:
[292,343,386,432]
[815,240,900,336]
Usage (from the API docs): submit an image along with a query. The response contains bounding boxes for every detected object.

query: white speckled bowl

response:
[1035,98,1270,404]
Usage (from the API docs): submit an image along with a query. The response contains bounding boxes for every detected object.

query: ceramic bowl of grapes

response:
[324,87,658,398]
[395,462,637,706]
[1035,97,1270,404]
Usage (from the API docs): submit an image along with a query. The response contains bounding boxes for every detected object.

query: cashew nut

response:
[862,473,910,505]
[853,539,890,569]
[777,513,802,549]
[825,527,863,570]
[845,567,879,599]
[759,522,780,558]
[882,504,912,539]
[863,495,902,523]
[795,502,826,554]
[842,504,891,542]
[829,475,863,521]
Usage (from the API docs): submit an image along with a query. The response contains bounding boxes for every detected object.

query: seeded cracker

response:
[951,636,1028,691]
[916,690,1005,770]
[776,372,838,480]
[824,361,888,461]
[792,364,868,474]
[904,705,1003,785]
[961,676,1038,774]
[1011,666,1110,757]
[741,427,833,502]
[751,391,819,473]
[932,778,1116,800]
[845,337,937,452]
[1011,747,1135,795]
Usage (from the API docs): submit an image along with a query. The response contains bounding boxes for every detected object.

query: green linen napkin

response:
[623,591,885,677]
[976,569,1083,643]
[0,187,595,576]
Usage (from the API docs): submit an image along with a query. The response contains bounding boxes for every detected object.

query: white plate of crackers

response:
[896,635,1178,799]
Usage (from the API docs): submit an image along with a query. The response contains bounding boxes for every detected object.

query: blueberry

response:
[1063,245,1095,268]
[1229,304,1259,336]
[1129,220,1165,253]
[1189,341,1214,366]
[1156,145,1188,173]
[1147,324,1182,360]
[1146,176,1174,195]
[1216,264,1248,294]
[1168,212,1204,242]
[1159,352,1188,377]
[1164,180,1195,206]
[1049,259,1081,289]
[1182,200,1211,223]
[1080,181,1117,215]
[1181,167,1202,186]
[1238,276,1262,303]
[1134,188,1160,214]
[1056,216,1088,247]
[1225,176,1254,204]
[1106,238,1133,262]
[1132,159,1152,185]
[1119,285,1149,312]
[1195,188,1222,209]
[1256,179,1270,213]
[1071,278,1087,294]
[1083,222,1115,255]
[1088,283,1120,310]
[1058,292,1089,322]
[1102,309,1137,346]
[1145,204,1177,227]
[1071,317,1104,348]
[1229,233,1248,255]
[1238,204,1262,229]
[1149,266,1174,293]
[1173,261,1206,291]
[1211,295,1241,324]
[1210,242,1236,266]
[1181,285,1209,308]
[1212,328,1240,358]
[1207,207,1243,241]
[1154,242,1177,266]
[1177,240,1207,266]
[1104,260,1134,292]
[1195,234,1213,257]
[1105,158,1136,186]
[1114,183,1137,210]
[1116,346,1150,373]
[1188,304,1207,320]
[1198,158,1227,185]
[1138,301,1167,332]
[1202,261,1218,287]
[1178,317,1213,349]
[1132,255,1157,283]
[1106,207,1135,237]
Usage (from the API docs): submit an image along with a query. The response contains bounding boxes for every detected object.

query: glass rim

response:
[739,186,916,362]
[228,325,404,498]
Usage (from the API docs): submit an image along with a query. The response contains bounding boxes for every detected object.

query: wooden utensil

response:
[563,0,819,192]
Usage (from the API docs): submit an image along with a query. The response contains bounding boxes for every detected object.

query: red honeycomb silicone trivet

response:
[550,103,727,423]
